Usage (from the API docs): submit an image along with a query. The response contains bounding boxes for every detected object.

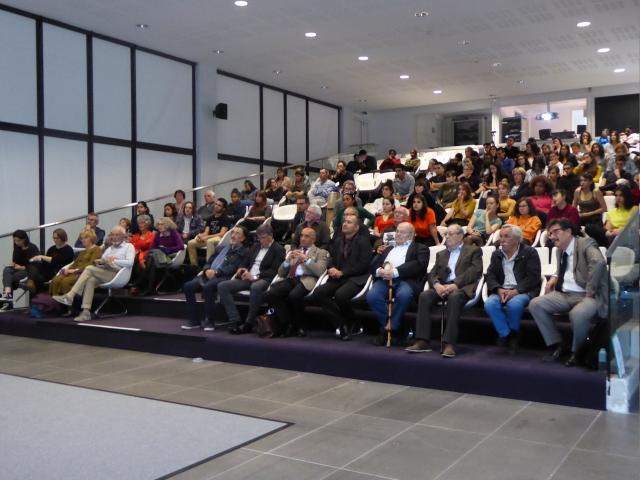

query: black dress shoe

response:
[339,325,351,341]
[236,322,253,334]
[508,330,521,354]
[564,354,579,367]
[296,328,307,338]
[542,344,565,363]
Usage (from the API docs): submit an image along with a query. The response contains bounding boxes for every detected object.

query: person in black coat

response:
[366,223,429,345]
[308,215,372,340]
[181,226,248,331]
[221,224,286,334]
[484,224,541,351]
[347,149,377,174]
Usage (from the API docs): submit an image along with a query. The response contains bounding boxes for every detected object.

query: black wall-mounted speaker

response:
[577,124,587,135]
[214,103,228,119]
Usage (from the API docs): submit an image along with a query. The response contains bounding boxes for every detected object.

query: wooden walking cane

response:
[383,261,394,347]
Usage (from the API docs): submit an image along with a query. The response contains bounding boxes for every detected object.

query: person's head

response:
[358,149,368,161]
[515,153,527,168]
[428,158,437,170]
[489,163,500,177]
[591,142,603,157]
[579,173,595,191]
[298,227,316,249]
[381,197,395,214]
[394,164,406,178]
[136,214,152,232]
[243,181,256,193]
[343,206,359,220]
[541,143,551,155]
[411,194,425,212]
[336,160,346,173]
[434,162,445,176]
[515,197,536,218]
[118,218,131,232]
[547,218,576,250]
[601,128,609,138]
[78,227,97,248]
[458,182,472,201]
[319,168,329,181]
[204,190,215,204]
[499,224,522,253]
[381,181,394,198]
[620,131,628,142]
[109,226,127,246]
[551,189,568,208]
[531,176,551,196]
[531,155,546,173]
[52,228,67,246]
[164,203,177,218]
[254,190,267,206]
[342,193,356,208]
[230,226,248,246]
[265,178,277,190]
[341,215,359,237]
[444,224,464,249]
[12,229,29,248]
[552,137,563,149]
[276,167,287,178]
[255,224,274,248]
[614,143,629,156]
[394,222,415,246]
[341,180,356,194]
[174,189,186,204]
[213,198,227,214]
[497,180,510,198]
[388,149,397,158]
[548,165,560,183]
[549,151,559,164]
[182,201,195,216]
[409,148,418,158]
[610,130,620,144]
[87,213,99,228]
[294,169,305,182]
[305,204,322,223]
[559,144,571,157]
[506,136,515,147]
[230,188,241,204]
[156,217,176,232]
[614,155,627,171]
[296,195,310,213]
[485,194,498,213]
[489,145,498,157]
[394,206,410,225]
[462,157,473,169]
[445,169,457,183]
[512,167,526,185]
[580,131,592,144]
[614,186,634,210]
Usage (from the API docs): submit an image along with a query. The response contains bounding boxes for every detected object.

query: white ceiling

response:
[5,0,640,110]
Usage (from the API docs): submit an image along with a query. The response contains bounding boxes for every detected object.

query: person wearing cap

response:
[347,149,377,174]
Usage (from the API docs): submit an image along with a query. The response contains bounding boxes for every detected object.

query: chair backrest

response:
[535,246,549,267]
[603,195,616,211]
[363,203,378,216]
[539,229,549,248]
[428,245,445,272]
[169,245,187,269]
[480,246,495,273]
[100,267,132,290]
[378,171,395,185]
[355,173,376,191]
[273,204,298,221]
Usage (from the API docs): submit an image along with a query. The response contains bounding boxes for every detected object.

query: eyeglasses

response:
[548,228,562,236]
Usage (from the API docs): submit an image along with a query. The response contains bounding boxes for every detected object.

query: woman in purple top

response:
[130,217,184,296]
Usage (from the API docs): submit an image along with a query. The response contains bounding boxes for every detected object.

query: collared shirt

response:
[446,244,463,282]
[283,246,311,277]
[250,243,272,278]
[311,179,338,199]
[500,247,518,289]
[378,241,411,278]
[102,242,135,269]
[558,238,585,294]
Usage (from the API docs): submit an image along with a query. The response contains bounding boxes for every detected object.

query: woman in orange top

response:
[441,183,475,227]
[373,197,396,237]
[506,198,542,245]
[129,214,155,267]
[410,194,440,246]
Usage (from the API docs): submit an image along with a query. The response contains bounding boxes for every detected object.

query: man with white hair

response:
[484,224,541,353]
[366,222,428,346]
[197,190,216,221]
[290,204,331,249]
[53,226,134,322]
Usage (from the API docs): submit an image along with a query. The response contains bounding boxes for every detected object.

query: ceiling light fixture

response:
[457,40,471,46]
[576,21,591,28]
[399,74,410,79]
[614,68,625,73]
[136,24,149,29]
[272,69,281,74]
[234,0,248,6]
[597,47,610,53]
[414,11,429,17]
[305,32,317,38]
[358,56,369,61]
[358,99,367,103]
[433,90,442,94]
[517,79,525,84]
[320,85,328,89]
[213,49,224,54]
[492,62,502,67]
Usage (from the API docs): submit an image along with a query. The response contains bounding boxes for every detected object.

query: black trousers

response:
[309,277,362,329]
[264,277,310,329]
[415,288,471,345]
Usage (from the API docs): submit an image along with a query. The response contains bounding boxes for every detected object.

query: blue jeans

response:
[484,293,530,337]
[366,279,415,331]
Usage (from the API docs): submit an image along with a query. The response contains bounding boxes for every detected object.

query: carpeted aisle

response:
[0,373,286,480]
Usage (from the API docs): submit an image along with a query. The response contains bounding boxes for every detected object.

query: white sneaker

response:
[53,294,73,306]
[74,310,91,322]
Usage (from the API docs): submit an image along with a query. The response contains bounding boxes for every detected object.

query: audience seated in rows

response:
[465,195,502,246]
[74,213,106,247]
[290,204,331,250]
[506,197,542,246]
[308,168,338,206]
[226,189,246,224]
[130,202,155,235]
[25,228,74,295]
[441,183,475,227]
[187,199,232,265]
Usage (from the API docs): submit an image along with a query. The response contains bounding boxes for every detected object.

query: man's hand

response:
[434,283,448,298]
[443,283,458,296]
[240,270,254,281]
[327,267,343,279]
[545,276,557,294]
[501,289,519,303]
[205,269,216,280]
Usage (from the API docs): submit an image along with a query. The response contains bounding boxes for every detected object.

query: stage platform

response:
[0,295,606,410]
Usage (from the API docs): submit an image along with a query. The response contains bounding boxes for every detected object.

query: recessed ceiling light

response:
[597,47,610,53]
[358,99,367,103]
[414,11,429,17]
[457,40,471,46]
[234,1,248,6]
[358,56,369,61]
[491,62,502,68]
[399,74,410,79]
[136,24,149,29]
[576,21,591,28]
[305,32,317,38]
[272,69,281,74]
[433,90,442,94]
[489,94,497,98]
[213,49,224,54]
[517,79,525,84]
[614,68,625,73]
[320,85,328,89]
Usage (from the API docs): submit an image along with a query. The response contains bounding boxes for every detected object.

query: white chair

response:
[436,225,448,240]
[610,246,636,281]
[603,195,616,211]
[272,204,297,222]
[531,229,542,247]
[155,246,188,294]
[377,171,395,185]
[539,229,549,248]
[427,245,446,272]
[363,202,378,216]
[94,267,133,317]
[355,173,377,192]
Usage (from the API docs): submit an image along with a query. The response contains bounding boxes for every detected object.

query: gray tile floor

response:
[0,334,638,480]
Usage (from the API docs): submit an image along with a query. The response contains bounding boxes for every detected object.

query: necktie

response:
[556,252,568,293]
[288,248,306,278]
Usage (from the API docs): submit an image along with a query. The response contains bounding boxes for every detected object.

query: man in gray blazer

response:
[529,218,607,367]
[406,224,483,357]
[264,228,329,337]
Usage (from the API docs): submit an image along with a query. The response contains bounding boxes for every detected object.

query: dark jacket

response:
[371,241,429,294]
[347,156,376,174]
[428,244,483,297]
[203,244,246,279]
[327,232,372,286]
[175,214,205,240]
[485,244,541,298]
[291,221,331,250]
[510,183,533,202]
[240,241,285,283]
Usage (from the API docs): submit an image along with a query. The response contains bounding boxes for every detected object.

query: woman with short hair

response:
[25,228,74,294]
[49,228,102,298]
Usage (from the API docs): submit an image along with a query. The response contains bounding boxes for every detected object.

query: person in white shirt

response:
[53,226,134,322]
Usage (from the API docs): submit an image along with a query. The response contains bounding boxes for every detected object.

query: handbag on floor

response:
[256,313,279,338]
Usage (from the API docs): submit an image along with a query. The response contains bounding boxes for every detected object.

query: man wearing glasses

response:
[406,224,482,357]
[529,218,607,367]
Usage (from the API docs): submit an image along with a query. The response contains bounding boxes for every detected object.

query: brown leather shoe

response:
[441,344,456,358]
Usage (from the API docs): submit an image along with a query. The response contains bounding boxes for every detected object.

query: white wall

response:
[217,75,260,159]
[263,88,284,163]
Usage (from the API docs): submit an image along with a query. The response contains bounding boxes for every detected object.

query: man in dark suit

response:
[347,149,376,174]
[529,218,607,366]
[290,205,331,250]
[219,224,285,334]
[181,226,248,331]
[366,223,429,346]
[309,215,372,340]
[265,228,329,337]
[406,224,482,357]
[484,225,541,353]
